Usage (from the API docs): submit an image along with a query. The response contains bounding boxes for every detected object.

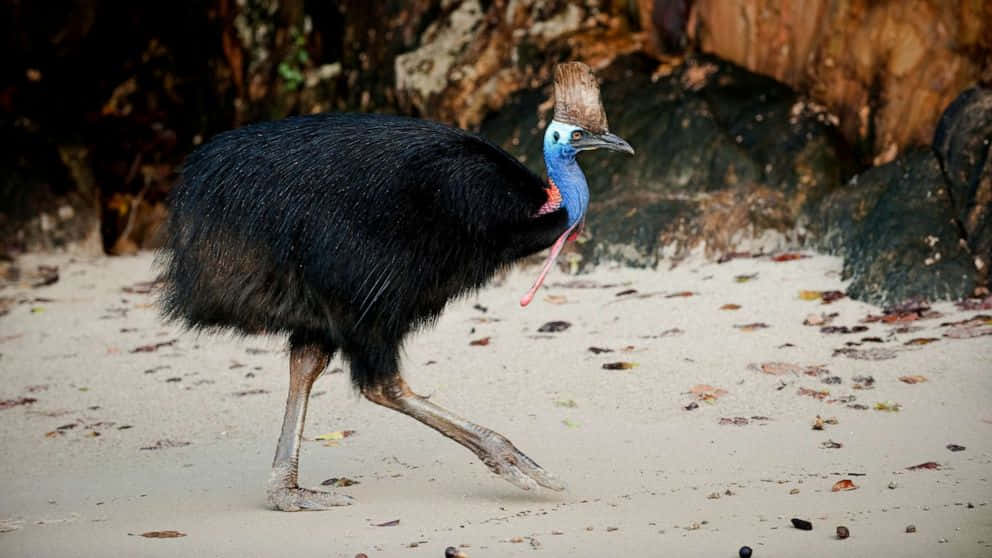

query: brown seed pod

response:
[837,525,850,539]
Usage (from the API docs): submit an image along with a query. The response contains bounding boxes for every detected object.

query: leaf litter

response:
[797,387,829,400]
[140,439,191,450]
[321,477,359,487]
[771,252,808,262]
[820,325,868,334]
[904,337,938,346]
[231,388,268,397]
[852,375,875,389]
[942,315,992,339]
[664,291,695,298]
[833,347,897,360]
[0,397,37,410]
[130,339,177,353]
[315,430,356,446]
[690,384,728,403]
[864,300,942,324]
[874,401,902,412]
[803,312,838,326]
[602,362,637,370]
[734,322,769,332]
[812,415,838,430]
[749,362,828,376]
[538,321,571,333]
[137,530,186,538]
[831,479,858,492]
[955,295,992,310]
[906,462,941,471]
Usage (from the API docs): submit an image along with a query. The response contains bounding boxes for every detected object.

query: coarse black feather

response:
[158,112,568,389]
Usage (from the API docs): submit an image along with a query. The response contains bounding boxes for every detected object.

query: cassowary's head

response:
[520,62,634,307]
[544,62,633,162]
[541,61,634,229]
[543,120,633,161]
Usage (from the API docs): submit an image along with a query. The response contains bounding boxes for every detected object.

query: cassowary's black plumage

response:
[160,113,567,389]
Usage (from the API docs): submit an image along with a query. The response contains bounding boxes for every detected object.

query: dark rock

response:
[739,545,753,558]
[840,149,975,305]
[933,86,992,290]
[817,87,991,305]
[933,87,992,221]
[791,518,813,530]
[811,170,892,255]
[481,53,855,269]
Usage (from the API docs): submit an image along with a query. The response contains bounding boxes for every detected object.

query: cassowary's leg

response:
[363,376,565,492]
[266,343,353,511]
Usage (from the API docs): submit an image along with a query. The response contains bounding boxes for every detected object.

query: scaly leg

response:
[266,343,353,511]
[363,376,564,492]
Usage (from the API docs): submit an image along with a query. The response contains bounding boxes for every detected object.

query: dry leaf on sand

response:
[831,479,858,492]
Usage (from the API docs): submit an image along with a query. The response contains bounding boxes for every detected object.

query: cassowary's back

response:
[158,113,566,361]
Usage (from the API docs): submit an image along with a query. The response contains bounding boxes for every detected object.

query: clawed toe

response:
[266,486,354,511]
[483,445,566,493]
[530,468,566,492]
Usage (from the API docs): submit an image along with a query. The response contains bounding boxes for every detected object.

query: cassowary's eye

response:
[553,131,560,142]
[571,130,583,141]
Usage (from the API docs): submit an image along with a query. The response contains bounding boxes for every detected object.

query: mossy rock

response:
[841,149,975,305]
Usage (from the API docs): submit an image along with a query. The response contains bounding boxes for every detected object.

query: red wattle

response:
[520,221,579,307]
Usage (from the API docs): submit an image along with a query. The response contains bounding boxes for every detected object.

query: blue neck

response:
[543,122,589,229]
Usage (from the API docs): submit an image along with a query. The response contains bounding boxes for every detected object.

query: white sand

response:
[1,251,990,557]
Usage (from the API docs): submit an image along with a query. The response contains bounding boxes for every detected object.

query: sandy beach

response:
[1,251,990,557]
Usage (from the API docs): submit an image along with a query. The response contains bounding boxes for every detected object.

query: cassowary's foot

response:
[266,464,353,512]
[475,430,566,492]
[266,486,353,511]
[363,377,566,493]
[267,344,350,511]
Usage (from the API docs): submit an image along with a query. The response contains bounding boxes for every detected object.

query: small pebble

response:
[791,518,813,531]
[906,525,917,533]
[739,545,753,558]
[836,526,850,539]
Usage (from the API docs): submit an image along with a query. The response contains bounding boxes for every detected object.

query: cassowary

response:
[158,62,633,511]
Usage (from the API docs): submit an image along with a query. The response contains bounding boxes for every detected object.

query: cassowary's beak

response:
[573,131,635,154]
